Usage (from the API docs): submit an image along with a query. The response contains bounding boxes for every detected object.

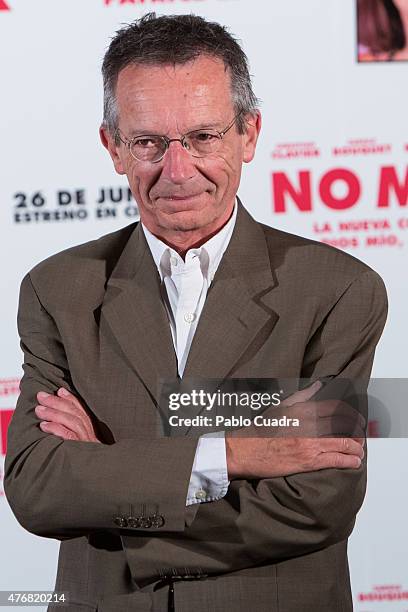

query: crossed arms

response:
[4,267,387,573]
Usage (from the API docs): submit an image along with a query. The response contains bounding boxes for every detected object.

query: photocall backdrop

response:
[1,0,407,609]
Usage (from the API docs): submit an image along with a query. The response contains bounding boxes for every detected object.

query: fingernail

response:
[59,388,69,396]
[35,405,45,412]
[38,391,50,399]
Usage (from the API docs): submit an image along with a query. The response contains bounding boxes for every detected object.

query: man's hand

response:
[35,388,101,443]
[225,381,365,479]
[225,436,364,480]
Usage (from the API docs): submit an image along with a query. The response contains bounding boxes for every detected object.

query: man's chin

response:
[160,213,207,233]
[154,194,207,213]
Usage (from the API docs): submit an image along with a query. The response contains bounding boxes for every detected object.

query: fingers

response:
[279,396,366,438]
[319,437,365,458]
[299,437,364,471]
[302,437,364,471]
[35,388,99,442]
[38,389,85,420]
[57,387,85,412]
[39,421,79,441]
[314,452,362,470]
[37,388,91,424]
[281,381,322,407]
[35,403,91,440]
[352,437,366,447]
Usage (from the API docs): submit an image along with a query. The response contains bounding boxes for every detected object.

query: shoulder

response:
[23,222,138,305]
[259,222,387,302]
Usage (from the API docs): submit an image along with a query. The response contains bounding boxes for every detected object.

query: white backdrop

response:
[1,0,407,609]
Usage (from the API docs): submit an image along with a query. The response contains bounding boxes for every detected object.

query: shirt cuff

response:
[186,431,230,505]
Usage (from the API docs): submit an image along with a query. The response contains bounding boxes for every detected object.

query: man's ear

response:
[99,125,126,175]
[242,111,262,163]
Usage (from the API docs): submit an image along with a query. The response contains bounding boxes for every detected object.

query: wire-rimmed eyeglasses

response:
[115,114,241,163]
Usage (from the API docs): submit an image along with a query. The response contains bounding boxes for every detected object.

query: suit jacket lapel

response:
[183,202,279,381]
[100,223,177,405]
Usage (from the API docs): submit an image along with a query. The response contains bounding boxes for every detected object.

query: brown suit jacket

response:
[5,202,387,611]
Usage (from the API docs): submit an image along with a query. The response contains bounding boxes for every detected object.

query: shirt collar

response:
[142,199,238,283]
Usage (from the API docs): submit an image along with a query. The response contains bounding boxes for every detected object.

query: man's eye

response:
[134,138,159,148]
[192,132,218,142]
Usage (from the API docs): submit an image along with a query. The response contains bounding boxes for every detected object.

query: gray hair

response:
[102,12,260,142]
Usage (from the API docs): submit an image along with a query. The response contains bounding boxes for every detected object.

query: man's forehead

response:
[115,56,234,129]
[116,55,231,97]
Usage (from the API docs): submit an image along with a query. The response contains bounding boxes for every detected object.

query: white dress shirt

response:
[142,202,237,505]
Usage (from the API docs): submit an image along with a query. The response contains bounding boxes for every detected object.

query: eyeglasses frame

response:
[115,113,243,163]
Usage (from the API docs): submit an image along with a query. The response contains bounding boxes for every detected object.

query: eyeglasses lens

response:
[130,130,222,162]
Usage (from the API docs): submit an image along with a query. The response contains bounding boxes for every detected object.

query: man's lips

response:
[159,194,202,200]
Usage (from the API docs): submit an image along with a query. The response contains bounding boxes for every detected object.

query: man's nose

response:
[159,140,197,184]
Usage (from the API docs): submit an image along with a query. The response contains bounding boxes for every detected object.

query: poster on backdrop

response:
[0,0,407,610]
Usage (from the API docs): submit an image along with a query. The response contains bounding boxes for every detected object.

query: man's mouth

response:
[160,194,202,201]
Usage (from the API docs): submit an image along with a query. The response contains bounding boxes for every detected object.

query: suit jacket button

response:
[150,514,165,528]
[113,516,127,528]
[126,516,140,528]
[138,516,152,528]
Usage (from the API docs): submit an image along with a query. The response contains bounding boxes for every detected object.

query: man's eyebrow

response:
[127,122,224,136]
[186,122,224,132]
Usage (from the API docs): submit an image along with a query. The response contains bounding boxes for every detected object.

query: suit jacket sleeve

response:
[4,273,199,539]
[216,268,388,566]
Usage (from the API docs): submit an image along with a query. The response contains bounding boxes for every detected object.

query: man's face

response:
[101,55,261,241]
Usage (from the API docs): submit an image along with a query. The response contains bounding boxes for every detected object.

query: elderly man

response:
[5,13,387,612]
